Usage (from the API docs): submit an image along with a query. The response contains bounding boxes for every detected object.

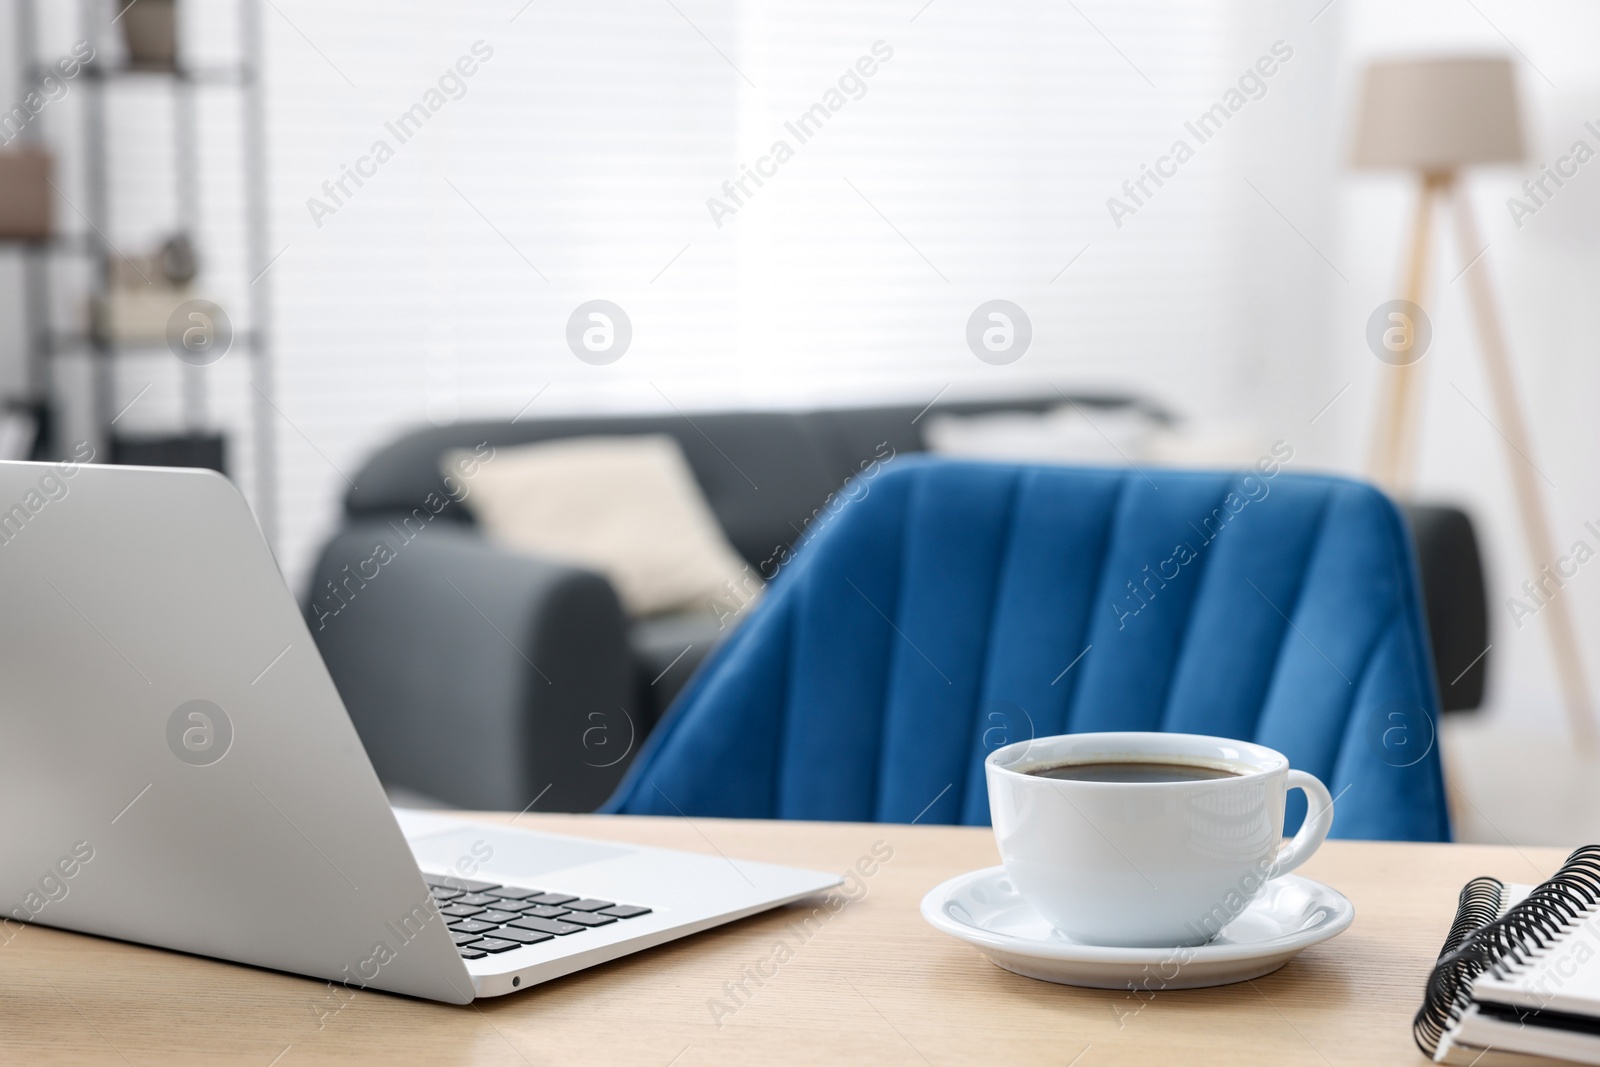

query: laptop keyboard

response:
[423,874,653,960]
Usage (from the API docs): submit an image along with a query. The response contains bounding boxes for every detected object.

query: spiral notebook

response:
[1417,846,1600,1065]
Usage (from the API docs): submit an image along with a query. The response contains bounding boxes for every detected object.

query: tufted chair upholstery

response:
[606,458,1450,841]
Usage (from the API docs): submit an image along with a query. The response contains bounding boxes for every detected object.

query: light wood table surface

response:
[0,812,1570,1065]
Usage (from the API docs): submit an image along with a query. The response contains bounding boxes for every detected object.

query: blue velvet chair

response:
[606,458,1451,841]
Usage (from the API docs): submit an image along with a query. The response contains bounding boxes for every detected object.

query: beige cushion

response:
[447,435,759,617]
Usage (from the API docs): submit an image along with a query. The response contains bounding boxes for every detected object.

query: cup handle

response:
[1266,770,1335,880]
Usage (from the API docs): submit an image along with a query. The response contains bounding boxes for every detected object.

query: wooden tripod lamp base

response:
[1353,57,1598,749]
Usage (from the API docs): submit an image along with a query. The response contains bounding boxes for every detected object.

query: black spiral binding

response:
[1414,845,1600,1057]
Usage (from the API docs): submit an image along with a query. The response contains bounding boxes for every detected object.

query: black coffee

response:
[1027,760,1242,784]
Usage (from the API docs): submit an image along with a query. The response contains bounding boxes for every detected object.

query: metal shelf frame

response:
[8,0,277,543]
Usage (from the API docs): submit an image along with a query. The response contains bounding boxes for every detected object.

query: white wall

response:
[258,0,1326,590]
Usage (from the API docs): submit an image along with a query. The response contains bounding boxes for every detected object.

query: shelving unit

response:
[6,0,276,542]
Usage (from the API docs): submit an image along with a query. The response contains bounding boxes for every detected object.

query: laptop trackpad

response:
[406,825,634,880]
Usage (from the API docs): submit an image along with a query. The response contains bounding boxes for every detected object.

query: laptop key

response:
[440,904,485,919]
[560,912,617,928]
[458,947,488,959]
[561,899,615,913]
[518,904,571,919]
[602,905,652,919]
[477,909,520,925]
[496,927,554,945]
[482,898,533,913]
[488,887,542,901]
[526,893,578,906]
[457,893,500,907]
[470,937,521,954]
[450,931,484,945]
[449,919,500,935]
[509,915,585,936]
[423,874,500,893]
[430,886,464,901]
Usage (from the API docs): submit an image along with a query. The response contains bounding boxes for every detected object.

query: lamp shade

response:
[1350,56,1523,171]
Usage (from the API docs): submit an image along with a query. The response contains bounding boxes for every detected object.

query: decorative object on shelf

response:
[1350,55,1595,746]
[0,147,54,240]
[120,0,178,71]
[160,232,198,285]
[91,233,200,343]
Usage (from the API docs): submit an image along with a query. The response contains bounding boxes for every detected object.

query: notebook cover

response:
[1444,1003,1600,1066]
[1472,906,1600,1018]
[1420,847,1600,1064]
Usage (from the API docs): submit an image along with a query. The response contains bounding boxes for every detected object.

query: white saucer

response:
[921,867,1354,989]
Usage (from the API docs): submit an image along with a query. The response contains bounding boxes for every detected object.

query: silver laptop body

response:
[0,459,837,1002]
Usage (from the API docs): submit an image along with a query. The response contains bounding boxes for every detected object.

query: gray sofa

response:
[304,394,1158,812]
[305,394,1488,813]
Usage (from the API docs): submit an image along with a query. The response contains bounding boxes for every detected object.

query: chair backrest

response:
[605,458,1451,841]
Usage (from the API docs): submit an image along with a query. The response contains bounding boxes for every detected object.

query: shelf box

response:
[0,148,54,241]
[92,285,195,344]
[111,433,225,474]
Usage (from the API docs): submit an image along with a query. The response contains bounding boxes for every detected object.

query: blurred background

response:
[0,0,1594,841]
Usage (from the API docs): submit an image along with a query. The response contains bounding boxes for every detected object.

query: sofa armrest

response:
[1400,503,1489,713]
[306,521,635,812]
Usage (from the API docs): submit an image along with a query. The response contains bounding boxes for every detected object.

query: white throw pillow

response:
[924,404,1269,469]
[924,405,1158,464]
[447,435,760,617]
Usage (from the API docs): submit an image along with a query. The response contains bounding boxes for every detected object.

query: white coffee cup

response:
[985,731,1334,948]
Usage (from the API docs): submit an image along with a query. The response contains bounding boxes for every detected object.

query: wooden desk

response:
[0,813,1568,1065]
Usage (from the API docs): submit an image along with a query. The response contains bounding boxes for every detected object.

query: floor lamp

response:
[1352,56,1598,748]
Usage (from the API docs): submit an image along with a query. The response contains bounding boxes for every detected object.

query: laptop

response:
[0,459,838,1002]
